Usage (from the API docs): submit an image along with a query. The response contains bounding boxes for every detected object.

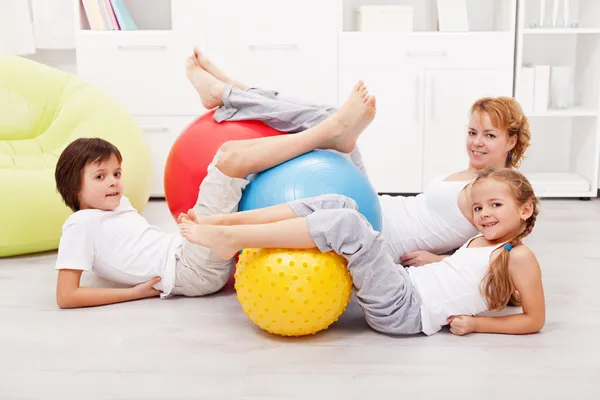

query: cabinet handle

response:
[406,51,447,58]
[247,44,298,50]
[117,44,167,51]
[429,76,436,121]
[142,126,170,133]
[414,76,420,122]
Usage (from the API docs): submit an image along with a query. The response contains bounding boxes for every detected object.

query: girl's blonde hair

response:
[472,166,540,311]
[471,97,531,169]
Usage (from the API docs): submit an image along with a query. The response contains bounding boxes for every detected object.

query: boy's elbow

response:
[56,290,77,309]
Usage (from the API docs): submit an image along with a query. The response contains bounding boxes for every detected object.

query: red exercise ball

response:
[164,110,284,219]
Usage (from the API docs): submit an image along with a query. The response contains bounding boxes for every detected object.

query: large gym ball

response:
[239,150,382,231]
[235,247,353,337]
[164,110,284,219]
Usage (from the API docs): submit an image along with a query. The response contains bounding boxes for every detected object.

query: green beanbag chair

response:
[0,55,152,257]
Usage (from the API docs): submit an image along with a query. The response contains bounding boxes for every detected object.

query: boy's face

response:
[78,155,123,211]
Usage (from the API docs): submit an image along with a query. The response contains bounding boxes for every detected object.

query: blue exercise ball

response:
[239,150,382,231]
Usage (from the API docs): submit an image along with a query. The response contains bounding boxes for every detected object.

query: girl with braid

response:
[178,166,545,336]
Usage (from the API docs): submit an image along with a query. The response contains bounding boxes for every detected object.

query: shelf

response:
[523,28,600,34]
[526,172,593,197]
[527,107,598,117]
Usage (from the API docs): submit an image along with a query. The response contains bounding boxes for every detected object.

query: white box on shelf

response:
[533,64,550,112]
[549,65,571,109]
[517,65,535,113]
[356,6,414,33]
[437,0,469,32]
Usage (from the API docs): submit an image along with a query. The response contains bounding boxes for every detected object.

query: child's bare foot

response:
[179,220,237,260]
[186,56,225,109]
[325,81,376,153]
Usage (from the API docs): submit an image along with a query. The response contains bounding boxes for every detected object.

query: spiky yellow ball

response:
[234,248,353,337]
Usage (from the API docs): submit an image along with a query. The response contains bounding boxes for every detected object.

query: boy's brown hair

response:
[55,138,123,212]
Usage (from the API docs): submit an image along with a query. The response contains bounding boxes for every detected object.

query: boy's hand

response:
[131,277,162,299]
[447,315,476,336]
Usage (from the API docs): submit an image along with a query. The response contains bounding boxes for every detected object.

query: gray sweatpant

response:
[213,85,368,175]
[288,194,423,335]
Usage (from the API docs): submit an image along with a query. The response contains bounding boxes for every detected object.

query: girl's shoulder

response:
[506,244,541,276]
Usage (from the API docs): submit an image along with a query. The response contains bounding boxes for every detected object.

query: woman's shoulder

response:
[441,170,478,182]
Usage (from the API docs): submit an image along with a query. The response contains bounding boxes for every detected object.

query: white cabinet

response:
[339,33,514,193]
[202,0,341,105]
[339,34,424,193]
[422,68,513,186]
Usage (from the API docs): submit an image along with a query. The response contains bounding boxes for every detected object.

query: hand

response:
[131,277,162,299]
[399,251,442,266]
[447,315,476,336]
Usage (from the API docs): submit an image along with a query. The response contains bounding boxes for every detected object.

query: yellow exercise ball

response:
[234,248,353,337]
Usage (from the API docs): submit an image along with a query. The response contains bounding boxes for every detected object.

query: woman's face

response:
[466,111,517,171]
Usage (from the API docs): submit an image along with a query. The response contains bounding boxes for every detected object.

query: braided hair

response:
[473,166,540,311]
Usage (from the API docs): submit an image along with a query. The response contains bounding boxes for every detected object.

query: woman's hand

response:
[447,315,476,336]
[399,251,445,266]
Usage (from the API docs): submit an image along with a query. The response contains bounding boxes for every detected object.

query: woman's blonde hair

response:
[473,166,540,311]
[471,97,531,169]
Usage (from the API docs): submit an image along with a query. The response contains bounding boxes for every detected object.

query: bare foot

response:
[179,220,238,260]
[325,81,377,153]
[186,56,225,109]
[194,48,248,90]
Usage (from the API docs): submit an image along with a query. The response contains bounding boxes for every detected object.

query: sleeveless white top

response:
[407,235,507,335]
[378,175,479,261]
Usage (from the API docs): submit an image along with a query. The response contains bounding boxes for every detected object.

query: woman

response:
[186,48,532,266]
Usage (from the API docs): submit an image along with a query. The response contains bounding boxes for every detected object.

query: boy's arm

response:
[449,246,545,335]
[56,269,162,309]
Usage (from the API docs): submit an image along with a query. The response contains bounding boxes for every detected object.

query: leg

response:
[180,202,423,335]
[214,84,376,179]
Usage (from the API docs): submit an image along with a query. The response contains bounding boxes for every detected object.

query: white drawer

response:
[200,0,341,106]
[340,32,514,71]
[135,115,198,197]
[75,31,206,116]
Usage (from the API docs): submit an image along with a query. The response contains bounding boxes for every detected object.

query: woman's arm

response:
[448,246,545,335]
[56,269,162,309]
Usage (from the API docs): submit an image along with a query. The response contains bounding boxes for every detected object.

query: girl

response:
[187,48,533,267]
[178,167,545,336]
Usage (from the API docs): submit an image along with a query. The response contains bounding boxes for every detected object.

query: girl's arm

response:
[449,246,545,335]
[56,269,162,309]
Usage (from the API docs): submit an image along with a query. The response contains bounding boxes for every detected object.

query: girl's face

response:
[466,111,517,171]
[78,155,123,211]
[471,178,532,243]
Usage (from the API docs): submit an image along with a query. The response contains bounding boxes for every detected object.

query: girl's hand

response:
[131,277,162,299]
[399,251,444,266]
[447,315,476,336]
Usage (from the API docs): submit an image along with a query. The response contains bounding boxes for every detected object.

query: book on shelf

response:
[81,0,137,30]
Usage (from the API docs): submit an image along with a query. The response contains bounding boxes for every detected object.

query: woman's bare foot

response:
[193,48,248,90]
[324,81,377,153]
[186,56,225,109]
[179,221,238,260]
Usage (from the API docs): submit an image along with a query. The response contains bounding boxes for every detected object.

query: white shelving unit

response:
[514,0,600,198]
[71,0,599,199]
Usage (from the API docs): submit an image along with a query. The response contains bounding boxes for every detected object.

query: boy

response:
[53,71,376,308]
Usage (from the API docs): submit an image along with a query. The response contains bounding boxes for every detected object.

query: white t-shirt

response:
[379,175,478,261]
[55,196,181,298]
[407,236,505,335]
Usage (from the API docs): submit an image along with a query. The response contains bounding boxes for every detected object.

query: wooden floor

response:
[2,198,600,399]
